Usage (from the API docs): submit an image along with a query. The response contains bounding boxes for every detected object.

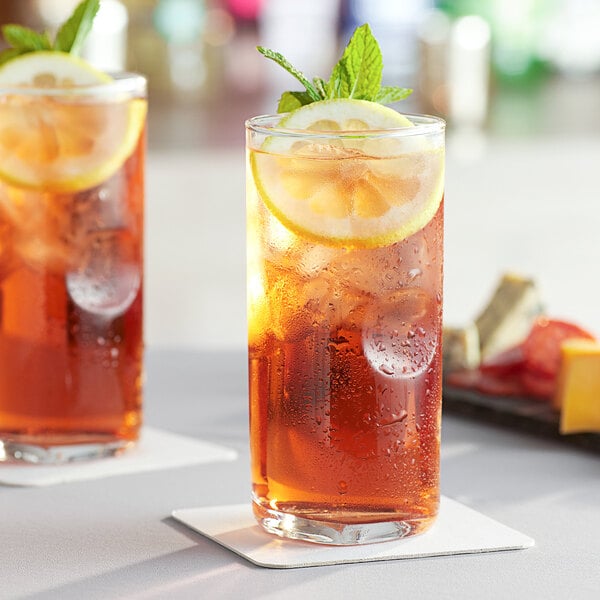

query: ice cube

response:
[71,172,128,234]
[327,246,402,296]
[66,264,140,319]
[296,245,338,278]
[66,232,140,319]
[362,288,439,378]
[269,275,331,342]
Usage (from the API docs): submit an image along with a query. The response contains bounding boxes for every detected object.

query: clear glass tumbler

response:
[246,112,445,544]
[0,74,146,463]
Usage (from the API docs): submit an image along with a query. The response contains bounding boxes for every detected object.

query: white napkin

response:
[172,496,534,569]
[0,426,237,487]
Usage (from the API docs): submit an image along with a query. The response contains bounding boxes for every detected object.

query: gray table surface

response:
[2,349,599,600]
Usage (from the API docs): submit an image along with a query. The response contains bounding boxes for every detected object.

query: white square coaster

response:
[0,427,237,487]
[172,497,534,569]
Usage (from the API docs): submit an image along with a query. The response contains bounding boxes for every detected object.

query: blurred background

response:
[1,0,599,349]
[0,0,600,149]
[3,0,599,145]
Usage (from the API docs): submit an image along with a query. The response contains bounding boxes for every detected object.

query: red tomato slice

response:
[477,372,526,397]
[522,317,595,377]
[446,369,526,397]
[446,369,481,389]
[480,345,525,377]
[521,370,555,400]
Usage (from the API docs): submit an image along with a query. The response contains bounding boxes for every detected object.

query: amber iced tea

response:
[247,111,445,544]
[0,75,146,462]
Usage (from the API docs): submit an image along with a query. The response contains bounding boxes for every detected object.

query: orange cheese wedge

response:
[555,338,600,434]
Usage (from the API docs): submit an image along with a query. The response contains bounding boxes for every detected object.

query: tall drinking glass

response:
[0,74,146,463]
[246,112,445,544]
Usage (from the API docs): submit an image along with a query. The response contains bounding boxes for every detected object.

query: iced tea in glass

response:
[247,109,445,544]
[0,73,146,463]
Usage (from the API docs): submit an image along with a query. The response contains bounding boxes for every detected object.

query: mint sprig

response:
[375,86,413,104]
[54,0,100,55]
[2,25,51,52]
[257,24,413,113]
[0,0,99,66]
[256,47,321,102]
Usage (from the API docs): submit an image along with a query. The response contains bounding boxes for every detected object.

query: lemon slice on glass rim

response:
[0,51,146,193]
[250,99,444,248]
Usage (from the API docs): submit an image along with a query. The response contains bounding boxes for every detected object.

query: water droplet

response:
[379,364,395,375]
[337,480,348,495]
[381,410,408,426]
[407,268,422,281]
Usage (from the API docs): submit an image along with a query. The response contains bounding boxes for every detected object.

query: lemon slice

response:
[0,52,146,193]
[250,99,444,248]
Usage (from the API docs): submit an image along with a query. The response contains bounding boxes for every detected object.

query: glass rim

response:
[0,71,147,97]
[245,111,445,139]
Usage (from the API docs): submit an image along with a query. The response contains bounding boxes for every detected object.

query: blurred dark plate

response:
[443,384,600,455]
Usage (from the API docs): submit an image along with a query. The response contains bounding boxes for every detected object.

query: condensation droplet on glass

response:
[407,268,421,282]
[379,364,395,375]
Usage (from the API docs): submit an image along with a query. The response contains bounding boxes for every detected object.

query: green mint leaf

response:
[327,62,349,99]
[256,46,321,102]
[54,0,100,55]
[257,24,412,112]
[2,25,51,51]
[312,77,328,99]
[0,47,27,67]
[328,24,382,101]
[375,86,413,104]
[278,91,313,113]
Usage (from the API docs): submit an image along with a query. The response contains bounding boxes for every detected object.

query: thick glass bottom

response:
[0,433,135,464]
[252,497,436,545]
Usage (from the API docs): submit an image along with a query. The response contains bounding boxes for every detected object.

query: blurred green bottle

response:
[437,0,555,82]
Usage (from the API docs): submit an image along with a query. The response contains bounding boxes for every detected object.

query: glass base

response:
[0,434,134,464]
[252,498,435,546]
